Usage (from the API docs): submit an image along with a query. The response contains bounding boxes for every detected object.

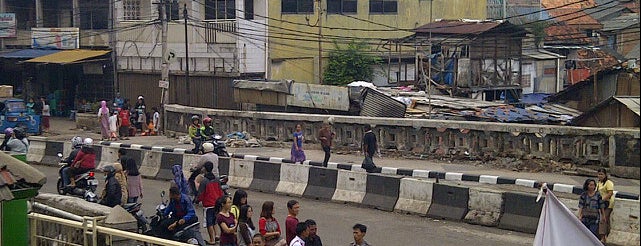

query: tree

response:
[323,40,381,86]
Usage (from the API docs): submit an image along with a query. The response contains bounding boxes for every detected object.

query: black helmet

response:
[102,165,116,174]
[13,127,26,139]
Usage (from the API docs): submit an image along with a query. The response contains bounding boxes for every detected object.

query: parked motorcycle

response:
[146,191,205,245]
[123,202,150,234]
[55,153,98,202]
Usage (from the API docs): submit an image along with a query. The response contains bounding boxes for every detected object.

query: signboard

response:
[31,28,80,49]
[159,80,169,89]
[287,83,350,111]
[0,13,17,38]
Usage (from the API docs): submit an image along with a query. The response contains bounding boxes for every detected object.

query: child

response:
[152,107,160,134]
[118,106,131,140]
[189,115,202,154]
[109,111,119,141]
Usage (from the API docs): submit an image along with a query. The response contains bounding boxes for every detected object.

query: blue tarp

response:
[0,49,61,59]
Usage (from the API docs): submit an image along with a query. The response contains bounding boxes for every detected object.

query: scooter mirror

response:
[57,153,63,158]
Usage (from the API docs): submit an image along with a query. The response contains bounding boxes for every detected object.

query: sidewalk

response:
[42,117,640,196]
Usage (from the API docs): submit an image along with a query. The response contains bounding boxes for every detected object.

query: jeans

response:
[61,166,71,186]
[192,139,202,154]
[322,145,331,167]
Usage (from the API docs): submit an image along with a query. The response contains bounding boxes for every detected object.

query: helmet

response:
[203,117,212,124]
[83,138,94,145]
[4,128,13,135]
[202,142,214,153]
[13,128,26,139]
[102,165,116,174]
[191,115,200,122]
[71,136,83,148]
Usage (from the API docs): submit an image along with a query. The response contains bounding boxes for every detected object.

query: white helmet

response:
[202,142,214,153]
[71,136,83,148]
[83,138,94,145]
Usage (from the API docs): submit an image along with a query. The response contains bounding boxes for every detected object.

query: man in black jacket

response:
[99,165,122,207]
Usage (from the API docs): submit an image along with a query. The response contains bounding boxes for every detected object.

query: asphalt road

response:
[34,164,534,246]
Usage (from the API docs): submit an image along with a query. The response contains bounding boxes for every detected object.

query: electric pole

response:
[184,3,190,96]
[317,0,323,84]
[160,0,169,133]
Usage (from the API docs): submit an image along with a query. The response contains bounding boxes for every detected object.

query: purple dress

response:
[98,108,110,138]
[290,131,306,163]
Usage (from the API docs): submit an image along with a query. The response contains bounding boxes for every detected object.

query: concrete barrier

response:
[303,167,337,201]
[42,141,65,165]
[275,163,310,196]
[609,198,640,246]
[91,145,103,169]
[249,161,281,193]
[332,170,367,204]
[498,192,543,233]
[362,173,401,211]
[464,187,503,226]
[427,183,469,221]
[228,159,254,189]
[219,157,231,176]
[121,148,144,174]
[394,177,433,215]
[157,152,183,180]
[97,146,119,170]
[27,137,46,164]
[181,153,198,179]
[139,150,162,178]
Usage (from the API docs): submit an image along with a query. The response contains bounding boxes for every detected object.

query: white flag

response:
[533,188,602,246]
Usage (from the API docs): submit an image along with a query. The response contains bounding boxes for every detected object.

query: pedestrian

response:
[199,162,225,245]
[134,95,147,132]
[317,121,335,167]
[238,204,257,246]
[33,96,43,116]
[41,97,51,133]
[285,200,300,244]
[289,222,310,246]
[252,234,266,246]
[112,162,129,205]
[109,111,119,141]
[231,189,249,220]
[578,178,606,238]
[0,128,13,151]
[6,128,29,153]
[350,224,371,246]
[113,92,124,109]
[597,168,614,243]
[304,219,322,246]
[361,125,378,173]
[118,105,131,140]
[26,97,35,115]
[290,124,305,163]
[258,201,287,246]
[189,115,202,154]
[152,107,160,133]
[216,195,238,246]
[98,100,110,140]
[189,142,219,199]
[124,158,143,203]
[99,165,122,207]
[172,164,190,196]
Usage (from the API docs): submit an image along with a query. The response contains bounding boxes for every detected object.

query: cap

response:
[137,96,144,100]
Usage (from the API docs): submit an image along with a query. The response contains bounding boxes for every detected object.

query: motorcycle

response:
[55,153,98,202]
[146,191,205,245]
[122,202,150,234]
[199,134,229,157]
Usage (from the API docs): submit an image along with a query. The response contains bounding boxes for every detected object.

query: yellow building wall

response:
[267,0,487,83]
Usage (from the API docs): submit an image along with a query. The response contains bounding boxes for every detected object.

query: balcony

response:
[203,20,237,44]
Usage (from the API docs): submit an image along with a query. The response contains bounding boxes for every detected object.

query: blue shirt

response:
[293,131,303,148]
[164,194,196,222]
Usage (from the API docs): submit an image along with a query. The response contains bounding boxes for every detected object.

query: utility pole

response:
[184,3,190,95]
[109,0,118,97]
[160,0,169,133]
[502,0,507,20]
[317,0,323,84]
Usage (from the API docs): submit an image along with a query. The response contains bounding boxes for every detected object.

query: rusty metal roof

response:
[413,20,525,36]
[547,8,602,26]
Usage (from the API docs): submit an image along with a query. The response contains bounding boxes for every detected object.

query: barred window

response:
[206,0,236,20]
[282,0,314,14]
[123,0,142,20]
[327,0,357,14]
[369,0,397,14]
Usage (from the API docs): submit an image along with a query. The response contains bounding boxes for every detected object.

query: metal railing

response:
[203,20,237,44]
[28,213,192,246]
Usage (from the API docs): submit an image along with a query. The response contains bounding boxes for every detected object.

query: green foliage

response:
[524,21,550,48]
[323,40,381,86]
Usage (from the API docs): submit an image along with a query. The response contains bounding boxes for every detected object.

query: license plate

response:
[88,179,99,186]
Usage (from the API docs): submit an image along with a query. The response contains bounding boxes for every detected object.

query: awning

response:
[0,49,62,59]
[24,49,110,64]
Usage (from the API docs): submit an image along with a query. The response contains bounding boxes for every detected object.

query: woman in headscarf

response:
[171,165,190,196]
[112,162,129,205]
[98,100,110,141]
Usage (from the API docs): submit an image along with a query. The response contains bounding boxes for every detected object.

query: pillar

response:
[35,0,43,27]
[72,0,80,27]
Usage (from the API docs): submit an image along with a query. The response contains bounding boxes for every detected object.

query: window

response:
[282,0,314,14]
[327,0,357,14]
[166,0,181,21]
[369,0,397,14]
[80,0,109,29]
[123,0,142,20]
[244,0,254,19]
[206,0,236,20]
[6,0,36,29]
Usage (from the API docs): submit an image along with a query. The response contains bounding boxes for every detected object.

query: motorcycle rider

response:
[66,138,96,188]
[189,115,202,154]
[61,136,84,187]
[163,186,198,236]
[200,117,216,142]
[99,165,122,207]
[6,127,29,153]
[188,142,219,200]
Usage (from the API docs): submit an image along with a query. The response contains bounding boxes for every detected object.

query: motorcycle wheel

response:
[56,179,67,195]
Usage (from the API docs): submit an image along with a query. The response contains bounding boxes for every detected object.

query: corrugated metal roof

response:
[360,88,406,118]
[601,13,639,31]
[625,42,640,59]
[614,96,641,116]
[523,49,565,59]
[547,8,601,25]
[0,49,61,59]
[233,80,291,93]
[25,49,110,64]
[413,20,525,35]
